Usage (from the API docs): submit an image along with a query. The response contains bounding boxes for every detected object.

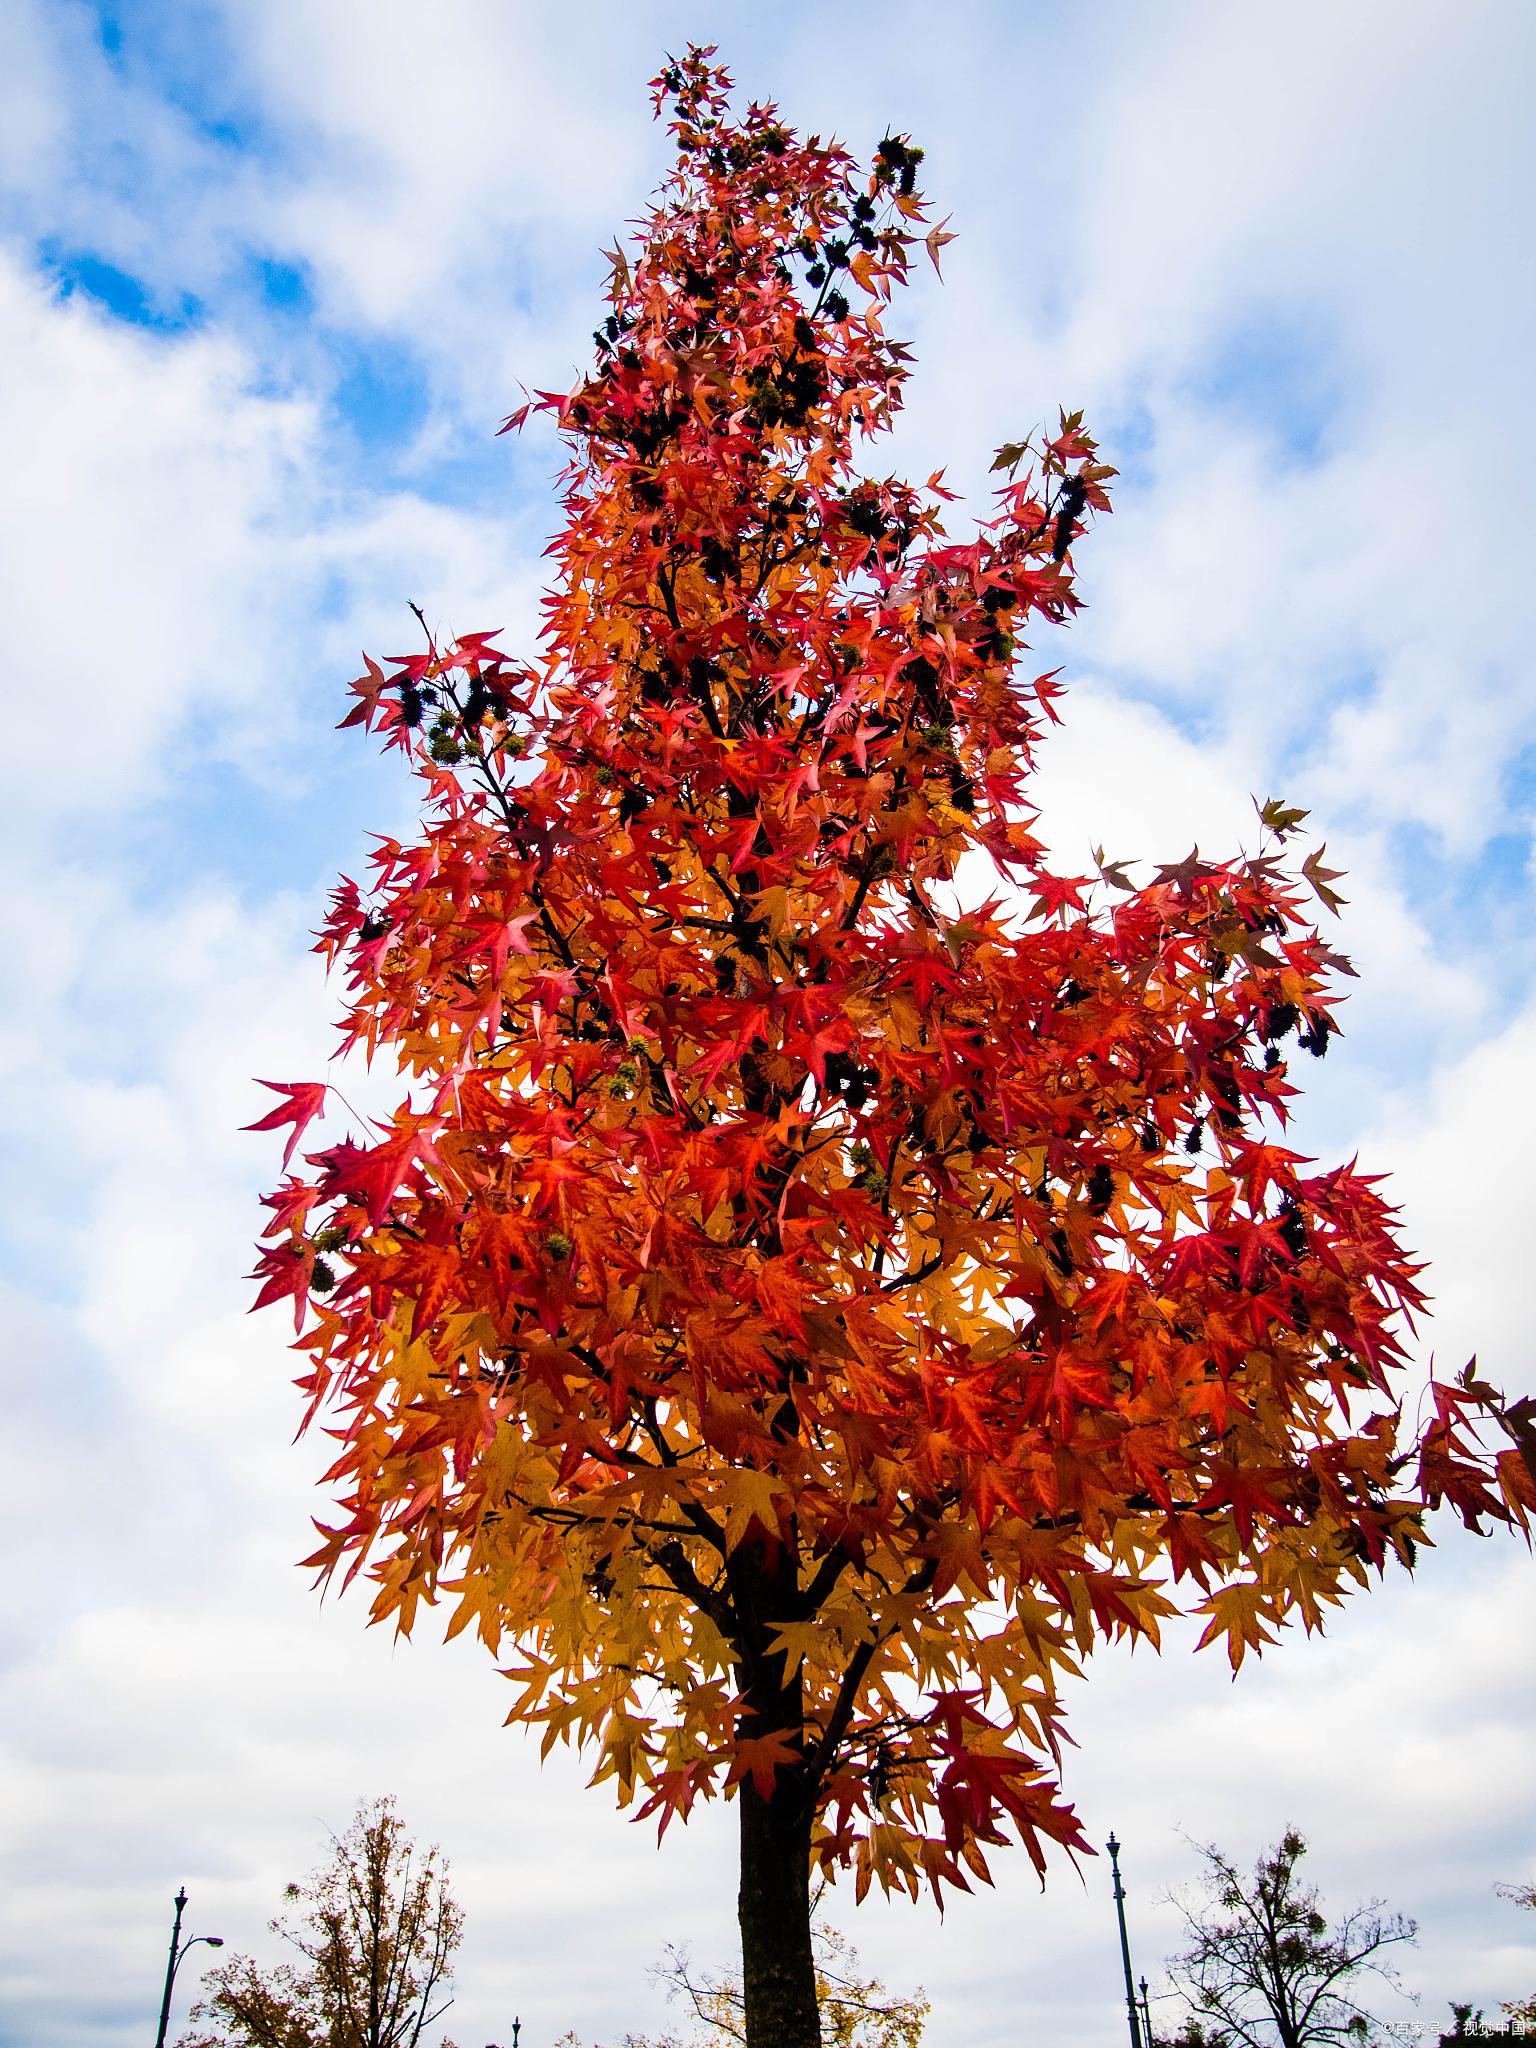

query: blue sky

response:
[2,4,1534,2046]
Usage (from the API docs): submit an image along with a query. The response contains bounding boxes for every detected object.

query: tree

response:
[1442,2006,1504,2041]
[555,1925,927,2048]
[178,1798,461,2048]
[1160,1829,1415,2048]
[652,1925,927,2048]
[1497,1881,1536,2030]
[249,45,1534,2048]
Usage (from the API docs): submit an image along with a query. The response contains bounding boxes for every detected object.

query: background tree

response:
[250,45,1534,2048]
[178,1797,461,2048]
[1159,1829,1415,2048]
[1496,1881,1536,2030]
[653,1925,926,2048]
[555,1925,927,2048]
[1442,2005,1494,2040]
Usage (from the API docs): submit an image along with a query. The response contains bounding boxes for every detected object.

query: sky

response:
[1,1,1534,2044]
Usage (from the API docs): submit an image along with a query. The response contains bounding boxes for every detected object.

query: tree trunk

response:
[738,1776,821,2048]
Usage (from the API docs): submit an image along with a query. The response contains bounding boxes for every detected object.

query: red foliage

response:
[252,49,1528,1934]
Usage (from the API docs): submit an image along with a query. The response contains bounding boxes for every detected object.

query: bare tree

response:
[178,1797,462,2048]
[553,1923,927,2048]
[1159,1829,1415,2048]
[646,1926,926,2048]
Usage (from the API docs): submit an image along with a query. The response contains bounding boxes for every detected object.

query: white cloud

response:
[0,244,321,832]
[873,0,1536,862]
[0,231,565,855]
[193,0,683,419]
[1365,1002,1536,1389]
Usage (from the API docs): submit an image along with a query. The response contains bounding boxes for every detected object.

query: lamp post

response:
[153,1886,224,2048]
[1140,1972,1155,2048]
[1107,1833,1144,2048]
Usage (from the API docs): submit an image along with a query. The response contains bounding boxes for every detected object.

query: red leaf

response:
[243,1080,328,1171]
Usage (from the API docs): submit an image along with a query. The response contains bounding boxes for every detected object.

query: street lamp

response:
[1107,1833,1144,2048]
[153,1886,224,2048]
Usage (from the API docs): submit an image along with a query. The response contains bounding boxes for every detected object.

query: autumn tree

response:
[249,47,1534,2048]
[178,1798,461,2048]
[1158,1830,1415,2048]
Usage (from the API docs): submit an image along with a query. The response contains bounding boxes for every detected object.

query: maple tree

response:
[250,47,1535,2048]
[1157,1829,1415,2048]
[178,1797,461,2048]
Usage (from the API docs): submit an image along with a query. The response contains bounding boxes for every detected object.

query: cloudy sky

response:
[2,2,1534,2044]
